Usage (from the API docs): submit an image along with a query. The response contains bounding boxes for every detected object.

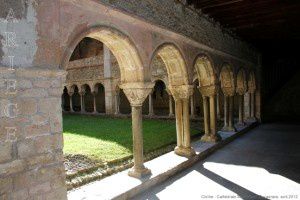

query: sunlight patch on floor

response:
[203,162,300,199]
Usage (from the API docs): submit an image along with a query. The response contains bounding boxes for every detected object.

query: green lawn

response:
[63,114,199,162]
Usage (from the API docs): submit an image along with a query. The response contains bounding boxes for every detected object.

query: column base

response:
[237,122,246,127]
[201,134,222,142]
[169,114,175,118]
[128,166,152,179]
[174,146,196,158]
[222,126,236,132]
[247,117,257,122]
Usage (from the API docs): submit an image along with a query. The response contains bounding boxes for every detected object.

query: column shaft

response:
[239,95,244,124]
[217,93,221,120]
[69,95,74,112]
[202,96,210,136]
[190,95,195,118]
[228,96,234,130]
[183,98,191,148]
[175,99,183,148]
[169,95,174,117]
[209,95,217,137]
[250,92,255,118]
[80,94,85,113]
[93,93,97,113]
[128,106,151,178]
[223,95,228,130]
[148,93,154,116]
[114,92,120,115]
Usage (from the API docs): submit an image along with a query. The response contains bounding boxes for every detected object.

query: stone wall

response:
[99,0,258,63]
[0,67,67,200]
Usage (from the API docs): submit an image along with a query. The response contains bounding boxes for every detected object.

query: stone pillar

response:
[148,91,154,116]
[68,91,74,112]
[238,94,245,125]
[0,67,68,200]
[250,92,255,119]
[199,85,221,142]
[168,94,174,117]
[228,95,236,131]
[103,45,114,115]
[216,93,221,120]
[93,92,98,114]
[114,89,120,115]
[222,95,228,131]
[169,85,196,158]
[221,87,236,132]
[209,95,220,141]
[202,96,210,139]
[79,91,86,113]
[190,94,195,118]
[121,82,154,178]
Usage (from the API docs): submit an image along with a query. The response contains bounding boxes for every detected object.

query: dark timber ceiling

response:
[187,0,300,41]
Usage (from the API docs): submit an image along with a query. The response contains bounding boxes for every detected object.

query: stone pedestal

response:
[169,85,195,158]
[121,82,154,178]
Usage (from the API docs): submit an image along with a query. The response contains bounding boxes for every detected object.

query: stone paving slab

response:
[68,122,257,200]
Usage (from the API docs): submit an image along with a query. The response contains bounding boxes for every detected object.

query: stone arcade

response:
[0,0,260,199]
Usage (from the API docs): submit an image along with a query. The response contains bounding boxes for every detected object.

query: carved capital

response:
[68,91,74,96]
[221,87,235,97]
[248,86,256,94]
[168,85,194,100]
[198,85,219,97]
[236,87,246,95]
[120,82,155,107]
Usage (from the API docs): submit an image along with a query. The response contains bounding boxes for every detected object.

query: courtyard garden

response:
[63,114,201,189]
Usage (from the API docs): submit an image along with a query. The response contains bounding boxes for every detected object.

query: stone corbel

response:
[168,85,194,100]
[120,82,155,107]
[198,85,219,97]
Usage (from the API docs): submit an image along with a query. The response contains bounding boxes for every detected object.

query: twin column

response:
[199,85,221,142]
[169,85,195,157]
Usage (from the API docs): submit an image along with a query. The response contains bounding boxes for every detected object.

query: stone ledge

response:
[0,67,66,78]
[68,121,258,200]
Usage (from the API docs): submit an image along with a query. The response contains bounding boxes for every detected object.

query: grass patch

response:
[63,114,198,162]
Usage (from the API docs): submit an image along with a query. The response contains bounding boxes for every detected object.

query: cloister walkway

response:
[134,123,300,200]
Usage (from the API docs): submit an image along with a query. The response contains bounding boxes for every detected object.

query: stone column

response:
[222,95,228,131]
[80,91,86,113]
[114,90,120,115]
[103,45,114,114]
[148,90,154,116]
[190,94,195,118]
[238,94,245,125]
[217,93,221,120]
[202,96,210,140]
[121,82,154,178]
[168,94,174,117]
[199,85,221,142]
[93,91,98,114]
[169,85,195,158]
[68,91,74,112]
[250,92,255,119]
[209,95,220,141]
[228,95,236,131]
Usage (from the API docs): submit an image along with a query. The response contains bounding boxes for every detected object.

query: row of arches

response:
[62,26,258,179]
